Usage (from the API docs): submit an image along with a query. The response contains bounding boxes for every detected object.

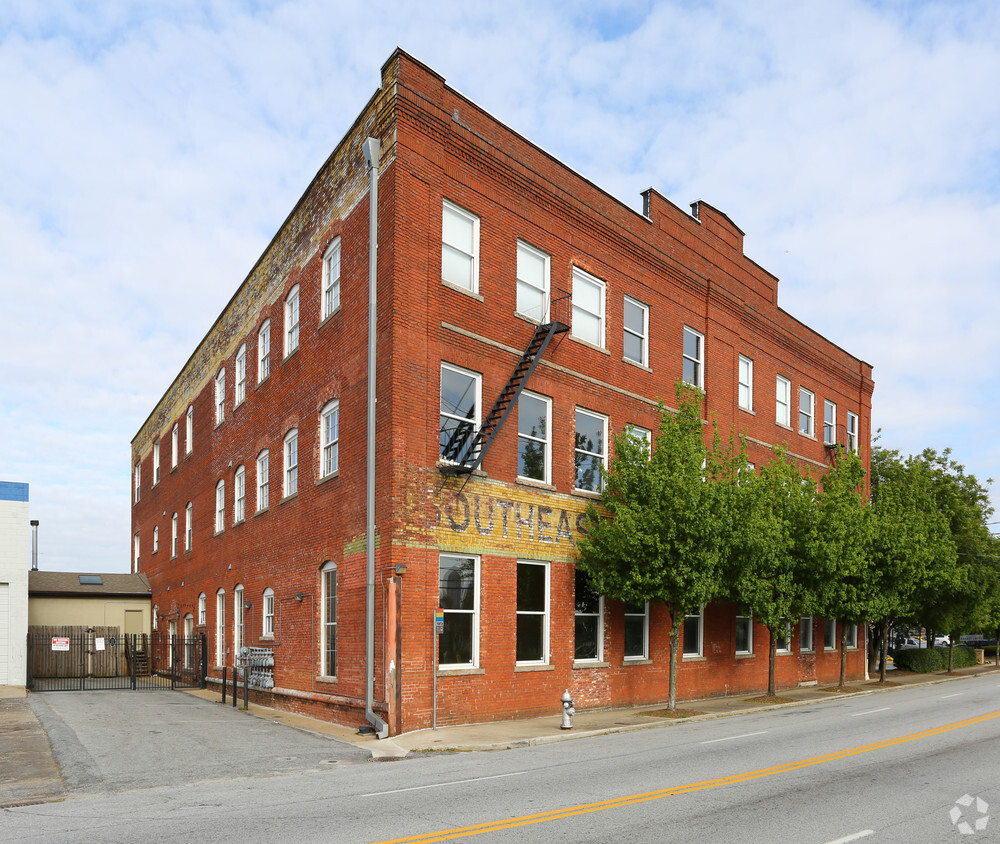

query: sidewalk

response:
[4,663,998,807]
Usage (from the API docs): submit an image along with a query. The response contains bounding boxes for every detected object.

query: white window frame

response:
[517,390,551,484]
[152,605,158,631]
[799,388,815,437]
[215,589,226,666]
[846,623,858,649]
[515,560,550,666]
[683,606,704,657]
[321,237,342,321]
[775,620,792,653]
[234,465,245,523]
[215,480,225,533]
[186,405,193,454]
[258,319,271,383]
[321,562,337,677]
[738,355,753,411]
[574,408,608,493]
[233,585,245,651]
[185,501,192,551]
[776,375,791,427]
[623,295,649,367]
[682,326,704,389]
[320,400,339,479]
[284,429,298,498]
[152,440,160,485]
[133,532,140,570]
[441,200,479,293]
[847,411,859,453]
[823,400,837,445]
[438,553,480,669]
[257,449,269,511]
[623,601,649,661]
[171,423,178,468]
[198,593,206,626]
[235,343,246,406]
[735,608,753,655]
[574,568,603,663]
[183,614,195,669]
[285,285,300,357]
[215,368,225,425]
[800,616,814,652]
[263,587,275,638]
[571,267,606,348]
[152,525,158,554]
[171,512,178,557]
[516,240,550,322]
[134,461,141,503]
[824,618,838,650]
[439,363,481,466]
[626,424,652,457]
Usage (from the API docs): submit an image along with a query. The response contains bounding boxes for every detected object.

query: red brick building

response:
[130,50,874,735]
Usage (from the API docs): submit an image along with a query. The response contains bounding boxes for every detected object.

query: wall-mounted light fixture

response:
[394,564,407,576]
[295,592,303,602]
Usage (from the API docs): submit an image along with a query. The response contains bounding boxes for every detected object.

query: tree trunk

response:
[768,628,777,697]
[668,609,679,710]
[839,625,848,687]
[879,618,889,682]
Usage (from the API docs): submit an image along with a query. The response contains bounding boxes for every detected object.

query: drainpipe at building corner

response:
[362,136,390,740]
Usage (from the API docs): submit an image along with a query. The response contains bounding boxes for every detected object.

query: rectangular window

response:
[623,601,649,660]
[235,344,246,405]
[153,440,160,484]
[263,589,275,637]
[152,525,158,554]
[322,565,337,676]
[846,624,858,649]
[186,405,193,454]
[171,423,178,468]
[215,592,225,666]
[185,503,192,551]
[776,621,792,652]
[439,364,481,465]
[441,200,479,293]
[517,391,551,483]
[623,296,649,366]
[571,268,605,347]
[735,608,753,654]
[847,411,859,453]
[257,450,269,511]
[800,616,814,652]
[258,320,271,383]
[198,593,206,626]
[683,327,704,388]
[322,238,341,320]
[823,400,837,445]
[215,369,225,425]
[134,462,141,503]
[320,401,339,478]
[215,481,225,533]
[284,431,298,498]
[738,355,753,411]
[439,554,478,668]
[233,588,245,651]
[776,375,791,427]
[516,561,549,664]
[824,618,837,650]
[285,286,300,356]
[683,607,704,657]
[627,425,652,456]
[575,408,607,492]
[171,513,178,556]
[516,240,549,322]
[133,532,140,570]
[574,569,602,662]
[234,466,245,523]
[799,388,814,436]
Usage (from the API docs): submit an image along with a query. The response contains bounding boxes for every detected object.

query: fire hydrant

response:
[560,689,575,730]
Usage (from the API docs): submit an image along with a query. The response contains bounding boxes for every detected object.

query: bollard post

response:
[232,665,237,707]
[243,666,249,710]
[222,667,227,704]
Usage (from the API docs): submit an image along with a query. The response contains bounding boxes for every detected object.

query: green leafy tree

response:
[577,384,736,709]
[728,447,818,696]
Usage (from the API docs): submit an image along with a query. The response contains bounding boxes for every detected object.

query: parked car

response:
[935,635,951,647]
[895,636,921,650]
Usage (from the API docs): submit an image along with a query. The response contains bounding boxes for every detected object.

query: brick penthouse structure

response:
[131,49,874,735]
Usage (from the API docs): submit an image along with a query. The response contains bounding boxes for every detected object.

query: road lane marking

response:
[850,707,890,717]
[941,693,963,699]
[700,731,768,744]
[362,772,528,798]
[824,831,874,843]
[372,710,1000,843]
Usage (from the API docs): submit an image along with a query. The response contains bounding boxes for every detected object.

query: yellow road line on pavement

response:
[373,709,1000,844]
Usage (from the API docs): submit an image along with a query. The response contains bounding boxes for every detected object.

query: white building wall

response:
[0,482,30,687]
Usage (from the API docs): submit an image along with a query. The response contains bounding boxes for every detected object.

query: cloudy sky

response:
[2,0,999,573]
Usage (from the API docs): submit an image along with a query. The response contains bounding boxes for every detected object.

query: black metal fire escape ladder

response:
[441,319,569,475]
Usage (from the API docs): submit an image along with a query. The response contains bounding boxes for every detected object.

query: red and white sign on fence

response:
[51,637,70,651]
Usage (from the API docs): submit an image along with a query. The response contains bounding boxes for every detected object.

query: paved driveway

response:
[27,690,369,797]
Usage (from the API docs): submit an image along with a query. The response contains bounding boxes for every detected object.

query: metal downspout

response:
[362,137,389,740]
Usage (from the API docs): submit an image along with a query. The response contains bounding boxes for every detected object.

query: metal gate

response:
[26,632,207,692]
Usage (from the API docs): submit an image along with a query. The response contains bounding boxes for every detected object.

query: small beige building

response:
[28,572,152,635]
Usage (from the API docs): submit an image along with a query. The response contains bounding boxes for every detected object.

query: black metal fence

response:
[27,632,208,692]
